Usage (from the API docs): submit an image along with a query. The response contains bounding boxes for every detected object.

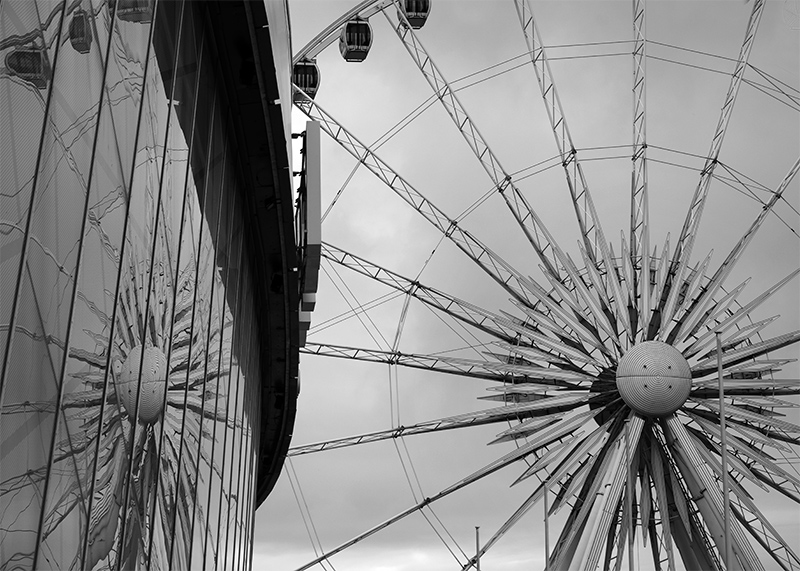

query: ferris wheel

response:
[272,0,800,569]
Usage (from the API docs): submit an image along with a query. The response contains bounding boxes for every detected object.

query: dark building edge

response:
[202,0,299,507]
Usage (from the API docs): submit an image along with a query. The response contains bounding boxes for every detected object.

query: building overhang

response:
[205,0,299,507]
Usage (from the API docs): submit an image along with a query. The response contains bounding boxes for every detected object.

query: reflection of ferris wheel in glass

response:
[283,0,800,569]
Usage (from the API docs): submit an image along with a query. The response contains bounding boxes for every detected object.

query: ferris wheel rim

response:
[284,0,796,568]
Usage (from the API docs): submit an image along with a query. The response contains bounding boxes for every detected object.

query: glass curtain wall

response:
[0,1,262,569]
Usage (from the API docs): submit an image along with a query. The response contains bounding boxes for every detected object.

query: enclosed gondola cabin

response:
[6,48,51,89]
[109,0,153,23]
[339,18,372,62]
[400,0,431,29]
[69,9,92,54]
[293,60,320,103]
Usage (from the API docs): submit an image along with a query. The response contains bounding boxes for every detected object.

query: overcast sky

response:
[255,1,800,570]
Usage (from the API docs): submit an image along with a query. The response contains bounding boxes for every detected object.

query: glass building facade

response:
[0,0,299,569]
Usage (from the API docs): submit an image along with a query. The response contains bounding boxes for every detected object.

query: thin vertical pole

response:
[625,418,635,571]
[475,526,480,571]
[716,332,732,569]
[544,483,550,571]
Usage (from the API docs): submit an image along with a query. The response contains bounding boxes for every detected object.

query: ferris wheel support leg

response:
[556,415,645,570]
[663,416,763,571]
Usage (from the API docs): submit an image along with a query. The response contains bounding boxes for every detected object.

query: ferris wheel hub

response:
[115,345,168,424]
[616,341,692,417]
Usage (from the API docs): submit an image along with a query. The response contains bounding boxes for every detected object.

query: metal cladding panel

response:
[616,341,692,416]
[304,120,321,295]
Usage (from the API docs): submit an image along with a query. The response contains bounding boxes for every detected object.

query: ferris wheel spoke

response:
[512,412,614,485]
[630,0,650,341]
[704,446,800,570]
[685,413,794,489]
[662,0,766,326]
[673,274,751,350]
[486,308,606,368]
[687,427,800,570]
[616,237,640,333]
[549,414,644,570]
[661,252,714,344]
[714,315,781,352]
[664,415,768,571]
[512,0,628,331]
[575,244,629,350]
[666,156,800,345]
[647,439,678,571]
[320,242,521,343]
[388,8,569,283]
[509,297,613,361]
[463,414,617,571]
[572,415,644,570]
[540,246,620,352]
[689,398,800,440]
[320,241,591,351]
[301,342,592,387]
[650,425,723,571]
[287,396,585,457]
[293,92,545,309]
[731,497,800,571]
[690,329,800,378]
[294,434,547,571]
[682,269,800,358]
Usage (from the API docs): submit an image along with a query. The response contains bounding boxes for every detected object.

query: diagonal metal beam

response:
[320,242,522,344]
[512,0,634,347]
[631,0,650,342]
[288,395,588,457]
[659,0,766,334]
[294,431,557,571]
[388,3,568,283]
[664,415,766,570]
[691,330,800,378]
[668,156,800,345]
[682,268,800,358]
[293,91,540,310]
[301,342,592,386]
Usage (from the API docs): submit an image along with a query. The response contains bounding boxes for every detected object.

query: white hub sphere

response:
[616,341,691,417]
[115,345,168,424]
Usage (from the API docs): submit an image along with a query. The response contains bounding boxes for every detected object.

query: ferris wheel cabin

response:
[339,17,372,62]
[69,9,93,54]
[109,0,154,23]
[293,59,320,102]
[5,47,50,90]
[400,0,431,29]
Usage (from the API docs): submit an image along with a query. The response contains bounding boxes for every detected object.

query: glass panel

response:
[1,1,97,567]
[203,139,238,569]
[77,2,157,568]
[171,43,216,567]
[239,267,259,571]
[230,256,254,571]
[190,79,226,571]
[35,0,122,565]
[216,165,242,571]
[102,12,171,571]
[2,0,272,566]
[0,0,58,368]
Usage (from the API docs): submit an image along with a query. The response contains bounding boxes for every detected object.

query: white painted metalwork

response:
[282,1,800,569]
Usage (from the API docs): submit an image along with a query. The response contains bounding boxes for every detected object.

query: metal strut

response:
[388,3,567,284]
[658,0,766,336]
[293,90,540,312]
[512,0,634,347]
[631,0,650,342]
